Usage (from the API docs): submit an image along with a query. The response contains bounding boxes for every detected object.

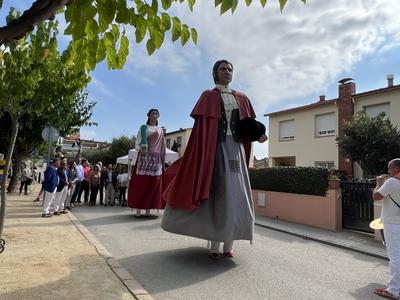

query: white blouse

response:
[135,125,157,150]
[216,84,238,135]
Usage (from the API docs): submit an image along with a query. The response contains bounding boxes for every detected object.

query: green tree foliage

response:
[108,135,136,159]
[0,0,307,71]
[0,13,95,238]
[83,149,111,165]
[337,112,400,177]
[83,135,136,165]
[0,91,96,192]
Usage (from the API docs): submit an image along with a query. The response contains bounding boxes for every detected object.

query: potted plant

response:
[328,174,341,189]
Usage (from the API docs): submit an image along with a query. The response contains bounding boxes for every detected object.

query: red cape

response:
[162,88,256,210]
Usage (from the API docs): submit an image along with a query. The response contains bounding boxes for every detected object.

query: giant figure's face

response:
[148,110,159,124]
[216,62,233,86]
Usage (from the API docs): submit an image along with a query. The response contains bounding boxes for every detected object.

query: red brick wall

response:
[337,82,355,177]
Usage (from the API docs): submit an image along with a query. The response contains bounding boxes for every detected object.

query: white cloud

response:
[119,0,399,115]
[123,26,203,84]
[174,0,400,114]
[89,77,114,98]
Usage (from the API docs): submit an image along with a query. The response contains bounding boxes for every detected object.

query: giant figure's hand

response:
[258,135,268,143]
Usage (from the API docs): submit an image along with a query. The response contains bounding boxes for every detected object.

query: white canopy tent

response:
[116,155,129,165]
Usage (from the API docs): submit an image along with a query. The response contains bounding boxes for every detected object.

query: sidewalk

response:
[255,216,388,260]
[0,184,153,300]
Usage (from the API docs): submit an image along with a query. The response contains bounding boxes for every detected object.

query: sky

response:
[2,0,400,159]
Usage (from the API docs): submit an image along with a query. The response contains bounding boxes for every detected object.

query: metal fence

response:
[341,181,375,233]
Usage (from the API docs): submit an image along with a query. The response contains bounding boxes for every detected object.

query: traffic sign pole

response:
[41,127,60,164]
[47,127,52,164]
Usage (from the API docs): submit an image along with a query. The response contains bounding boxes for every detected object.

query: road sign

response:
[41,127,60,163]
[41,127,59,144]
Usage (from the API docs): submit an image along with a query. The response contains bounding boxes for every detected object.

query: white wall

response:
[268,103,339,168]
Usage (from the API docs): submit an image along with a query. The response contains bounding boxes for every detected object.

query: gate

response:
[341,181,375,233]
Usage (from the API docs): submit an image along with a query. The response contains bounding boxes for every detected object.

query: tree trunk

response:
[7,158,21,194]
[0,115,19,238]
[6,148,23,193]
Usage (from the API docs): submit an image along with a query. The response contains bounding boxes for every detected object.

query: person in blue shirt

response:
[41,158,60,217]
[53,159,70,215]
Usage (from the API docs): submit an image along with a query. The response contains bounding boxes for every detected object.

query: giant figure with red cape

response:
[162,60,268,259]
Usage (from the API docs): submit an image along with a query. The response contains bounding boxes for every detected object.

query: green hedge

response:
[249,167,330,196]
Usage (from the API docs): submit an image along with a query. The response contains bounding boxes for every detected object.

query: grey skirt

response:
[161,135,254,242]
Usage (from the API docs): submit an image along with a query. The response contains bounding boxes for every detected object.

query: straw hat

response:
[369,218,384,230]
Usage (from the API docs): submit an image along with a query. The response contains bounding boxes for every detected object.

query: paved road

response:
[73,205,389,300]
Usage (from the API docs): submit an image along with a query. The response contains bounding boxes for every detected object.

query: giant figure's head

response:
[146,108,160,126]
[212,59,233,85]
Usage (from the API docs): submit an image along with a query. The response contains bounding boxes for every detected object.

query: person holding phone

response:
[373,158,400,300]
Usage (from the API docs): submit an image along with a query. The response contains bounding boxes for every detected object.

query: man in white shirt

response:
[373,158,400,300]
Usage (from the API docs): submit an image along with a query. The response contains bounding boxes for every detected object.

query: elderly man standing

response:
[41,158,60,217]
[53,159,69,215]
[373,158,400,300]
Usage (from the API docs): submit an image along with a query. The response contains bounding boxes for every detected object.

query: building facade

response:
[165,128,192,157]
[61,133,111,158]
[266,75,400,177]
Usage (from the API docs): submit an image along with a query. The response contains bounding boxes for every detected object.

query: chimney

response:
[319,95,325,102]
[337,78,356,177]
[387,74,394,87]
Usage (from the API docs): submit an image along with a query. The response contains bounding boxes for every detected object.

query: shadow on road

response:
[349,282,385,299]
[119,246,236,294]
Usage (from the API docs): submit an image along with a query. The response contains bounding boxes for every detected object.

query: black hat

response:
[238,118,266,142]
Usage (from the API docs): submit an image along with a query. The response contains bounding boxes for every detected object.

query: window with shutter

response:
[279,120,295,141]
[315,113,336,137]
[364,103,390,118]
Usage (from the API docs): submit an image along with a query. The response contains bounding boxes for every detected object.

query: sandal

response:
[374,288,399,300]
[209,251,220,260]
[222,251,235,259]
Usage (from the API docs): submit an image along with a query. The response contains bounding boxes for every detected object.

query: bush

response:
[249,167,330,196]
